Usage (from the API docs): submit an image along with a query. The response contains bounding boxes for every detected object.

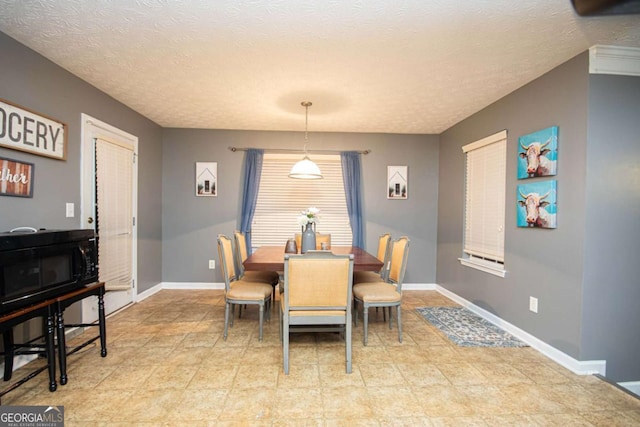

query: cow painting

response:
[519,138,557,177]
[517,126,558,179]
[517,181,557,229]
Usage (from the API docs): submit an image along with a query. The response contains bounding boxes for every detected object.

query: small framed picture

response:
[196,162,217,197]
[387,166,407,199]
[0,156,34,198]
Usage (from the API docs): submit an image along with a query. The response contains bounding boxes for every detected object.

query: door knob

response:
[87,217,94,224]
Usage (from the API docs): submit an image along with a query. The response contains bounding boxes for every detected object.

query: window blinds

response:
[95,138,133,291]
[251,154,353,248]
[463,131,507,263]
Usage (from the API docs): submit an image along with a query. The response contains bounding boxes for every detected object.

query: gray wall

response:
[0,32,164,311]
[437,53,590,360]
[581,74,640,381]
[437,51,640,383]
[162,129,439,284]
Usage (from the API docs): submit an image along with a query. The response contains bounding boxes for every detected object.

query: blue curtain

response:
[341,151,365,248]
[239,149,264,250]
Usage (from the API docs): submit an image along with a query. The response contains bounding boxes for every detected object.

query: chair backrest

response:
[376,233,392,279]
[294,232,331,251]
[233,230,249,274]
[294,233,302,252]
[315,233,331,250]
[387,237,410,292]
[284,251,354,312]
[217,234,238,291]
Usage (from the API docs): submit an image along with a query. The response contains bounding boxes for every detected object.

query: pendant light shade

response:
[289,101,323,179]
[289,156,323,179]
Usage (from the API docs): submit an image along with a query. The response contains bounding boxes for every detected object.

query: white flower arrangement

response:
[297,207,320,227]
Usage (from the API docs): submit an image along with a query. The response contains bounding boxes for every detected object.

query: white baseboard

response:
[618,381,640,396]
[403,283,436,290]
[434,285,607,377]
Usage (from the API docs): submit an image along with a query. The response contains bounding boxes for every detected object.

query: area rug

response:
[416,306,528,348]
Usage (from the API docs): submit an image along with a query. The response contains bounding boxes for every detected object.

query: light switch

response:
[66,202,75,218]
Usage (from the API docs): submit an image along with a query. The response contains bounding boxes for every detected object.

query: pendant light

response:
[289,101,323,179]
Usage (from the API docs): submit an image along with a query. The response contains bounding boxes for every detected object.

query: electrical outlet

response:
[208,260,215,269]
[529,296,538,313]
[66,202,75,218]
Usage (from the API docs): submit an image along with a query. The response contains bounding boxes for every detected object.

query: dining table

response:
[243,246,383,272]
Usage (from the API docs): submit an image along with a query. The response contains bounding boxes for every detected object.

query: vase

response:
[301,222,316,254]
[284,238,298,254]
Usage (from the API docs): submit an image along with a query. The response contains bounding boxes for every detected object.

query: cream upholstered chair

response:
[233,230,280,301]
[218,234,272,341]
[294,232,331,251]
[353,236,410,345]
[280,251,354,374]
[315,233,331,250]
[353,233,391,284]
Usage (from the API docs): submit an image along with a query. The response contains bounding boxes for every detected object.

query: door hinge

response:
[132,217,136,226]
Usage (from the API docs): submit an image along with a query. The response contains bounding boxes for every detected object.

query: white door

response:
[81,114,137,321]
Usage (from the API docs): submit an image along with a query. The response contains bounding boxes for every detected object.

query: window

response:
[459,130,507,277]
[251,153,352,247]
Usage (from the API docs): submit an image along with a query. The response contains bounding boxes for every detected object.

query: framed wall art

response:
[0,156,34,198]
[517,126,558,179]
[517,180,557,229]
[387,165,407,199]
[0,98,67,160]
[196,162,217,197]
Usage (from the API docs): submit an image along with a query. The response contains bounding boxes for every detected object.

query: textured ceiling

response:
[0,0,639,134]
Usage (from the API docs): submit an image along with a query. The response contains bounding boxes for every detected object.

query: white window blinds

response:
[251,153,353,248]
[95,138,133,291]
[462,131,507,264]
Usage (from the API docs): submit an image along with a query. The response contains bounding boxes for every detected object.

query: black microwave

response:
[0,228,98,314]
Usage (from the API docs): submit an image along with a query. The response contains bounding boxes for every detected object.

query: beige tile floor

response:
[3,289,640,426]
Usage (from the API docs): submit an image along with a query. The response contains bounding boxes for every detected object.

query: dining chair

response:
[353,232,391,284]
[353,236,410,345]
[294,232,330,251]
[217,234,273,341]
[315,233,331,250]
[233,230,280,301]
[280,251,354,374]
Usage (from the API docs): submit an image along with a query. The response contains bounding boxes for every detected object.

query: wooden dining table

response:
[244,246,383,272]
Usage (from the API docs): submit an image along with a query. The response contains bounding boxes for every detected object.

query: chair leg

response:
[363,303,369,346]
[354,300,360,326]
[397,305,402,343]
[388,306,393,330]
[346,320,352,374]
[283,318,290,374]
[223,302,231,340]
[258,303,264,342]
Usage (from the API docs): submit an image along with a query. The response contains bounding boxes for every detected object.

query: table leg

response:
[56,307,68,385]
[3,329,14,381]
[45,312,57,392]
[98,290,107,357]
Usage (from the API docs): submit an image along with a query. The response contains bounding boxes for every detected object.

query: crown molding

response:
[589,45,640,76]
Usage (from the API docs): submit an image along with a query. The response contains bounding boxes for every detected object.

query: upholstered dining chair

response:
[353,236,410,345]
[280,251,354,374]
[315,233,331,250]
[353,232,391,284]
[217,234,273,341]
[233,230,280,301]
[294,232,331,252]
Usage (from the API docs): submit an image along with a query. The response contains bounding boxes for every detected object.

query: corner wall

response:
[437,53,590,362]
[0,32,164,305]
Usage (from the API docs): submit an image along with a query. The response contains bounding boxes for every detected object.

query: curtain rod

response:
[228,147,371,155]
